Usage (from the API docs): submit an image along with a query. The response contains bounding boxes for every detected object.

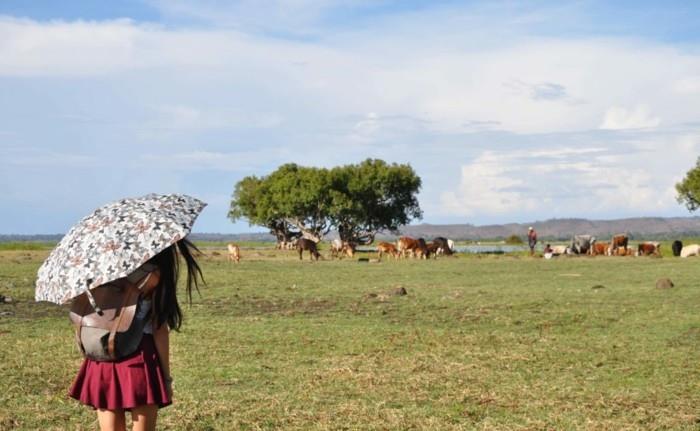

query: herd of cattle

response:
[545,234,700,258]
[225,233,700,262]
[226,236,456,262]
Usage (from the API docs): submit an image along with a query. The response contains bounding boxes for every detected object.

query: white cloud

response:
[3,10,700,232]
[673,76,700,94]
[439,143,676,219]
[600,105,661,130]
[2,17,700,136]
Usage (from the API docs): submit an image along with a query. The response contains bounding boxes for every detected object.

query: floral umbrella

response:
[35,193,206,304]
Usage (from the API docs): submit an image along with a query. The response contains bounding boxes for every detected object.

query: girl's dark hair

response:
[147,238,204,330]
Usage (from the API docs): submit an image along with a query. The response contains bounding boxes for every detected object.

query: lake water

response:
[453,245,528,254]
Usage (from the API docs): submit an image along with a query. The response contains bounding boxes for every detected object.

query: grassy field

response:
[1,244,700,430]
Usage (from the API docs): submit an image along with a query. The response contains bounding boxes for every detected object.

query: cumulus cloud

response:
[439,144,673,219]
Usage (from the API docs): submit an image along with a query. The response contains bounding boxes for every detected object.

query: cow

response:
[278,238,299,250]
[609,234,629,255]
[615,246,636,256]
[376,242,399,260]
[570,235,595,255]
[672,240,683,257]
[549,245,570,255]
[227,243,241,263]
[330,239,355,259]
[432,237,453,256]
[680,244,700,258]
[426,242,441,258]
[591,242,610,256]
[637,242,661,257]
[415,238,430,259]
[396,236,417,258]
[447,239,455,253]
[396,236,429,259]
[296,238,321,261]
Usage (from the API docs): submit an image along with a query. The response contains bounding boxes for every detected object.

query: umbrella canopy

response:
[36,193,206,304]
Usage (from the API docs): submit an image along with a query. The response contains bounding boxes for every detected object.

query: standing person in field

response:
[527,226,538,256]
[69,239,203,431]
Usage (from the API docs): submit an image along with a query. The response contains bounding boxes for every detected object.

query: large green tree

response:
[329,159,422,245]
[265,163,333,243]
[228,175,300,247]
[228,164,333,245]
[676,157,700,211]
[229,159,422,245]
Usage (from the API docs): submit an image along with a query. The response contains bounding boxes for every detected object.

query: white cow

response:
[227,243,241,263]
[680,244,700,258]
[550,245,571,255]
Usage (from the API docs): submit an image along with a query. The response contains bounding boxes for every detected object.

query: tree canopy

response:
[676,157,700,211]
[229,159,422,245]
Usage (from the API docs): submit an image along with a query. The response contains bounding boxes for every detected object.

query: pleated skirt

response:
[69,334,171,411]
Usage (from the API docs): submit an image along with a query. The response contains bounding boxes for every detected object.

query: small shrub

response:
[505,234,524,245]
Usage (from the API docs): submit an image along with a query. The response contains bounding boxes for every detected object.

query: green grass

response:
[1,245,700,430]
[0,241,56,251]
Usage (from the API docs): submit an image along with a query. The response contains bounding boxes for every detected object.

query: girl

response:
[69,238,203,431]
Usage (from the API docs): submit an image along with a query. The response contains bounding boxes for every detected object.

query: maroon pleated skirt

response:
[69,334,171,411]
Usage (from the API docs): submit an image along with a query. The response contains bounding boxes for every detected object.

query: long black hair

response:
[147,238,204,331]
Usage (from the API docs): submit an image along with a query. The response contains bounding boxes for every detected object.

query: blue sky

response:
[2,1,700,234]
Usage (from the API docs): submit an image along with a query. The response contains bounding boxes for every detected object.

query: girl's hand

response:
[165,377,173,400]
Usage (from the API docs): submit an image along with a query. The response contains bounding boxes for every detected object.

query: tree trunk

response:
[284,218,326,243]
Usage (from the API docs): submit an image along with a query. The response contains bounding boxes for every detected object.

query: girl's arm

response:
[153,323,173,396]
[139,269,173,396]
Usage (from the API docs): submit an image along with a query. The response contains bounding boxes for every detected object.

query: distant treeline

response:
[5,216,700,243]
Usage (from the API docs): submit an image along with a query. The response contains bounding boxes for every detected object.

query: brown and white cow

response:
[610,234,629,255]
[227,243,241,263]
[637,242,661,257]
[432,237,453,256]
[376,242,398,260]
[297,238,321,261]
[330,239,355,259]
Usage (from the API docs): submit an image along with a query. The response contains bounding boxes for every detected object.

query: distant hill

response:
[392,217,700,241]
[4,216,700,243]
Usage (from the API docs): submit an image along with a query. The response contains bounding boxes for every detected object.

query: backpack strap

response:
[107,273,153,358]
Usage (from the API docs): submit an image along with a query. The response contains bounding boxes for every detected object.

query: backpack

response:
[69,269,154,362]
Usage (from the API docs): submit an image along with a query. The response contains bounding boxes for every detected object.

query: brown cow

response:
[414,238,430,259]
[590,241,610,256]
[637,242,660,257]
[397,236,429,259]
[227,243,241,263]
[297,238,321,261]
[426,242,441,259]
[610,234,629,254]
[396,236,418,258]
[376,242,398,260]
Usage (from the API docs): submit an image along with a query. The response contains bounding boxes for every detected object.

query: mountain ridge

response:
[6,216,700,242]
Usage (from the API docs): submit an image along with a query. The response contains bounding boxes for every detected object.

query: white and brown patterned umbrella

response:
[35,193,206,304]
